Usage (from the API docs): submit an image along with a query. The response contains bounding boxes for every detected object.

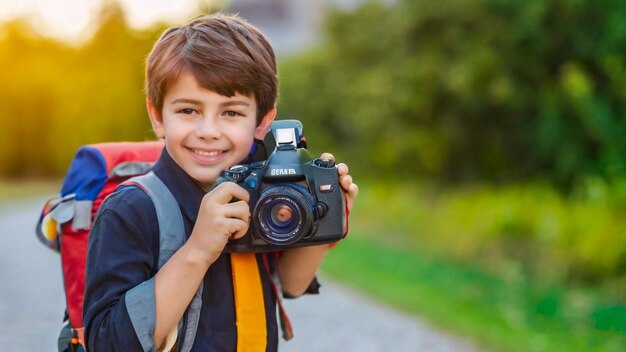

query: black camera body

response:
[219,120,346,253]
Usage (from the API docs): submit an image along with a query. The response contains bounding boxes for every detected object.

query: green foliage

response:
[279,0,626,188]
[351,180,626,288]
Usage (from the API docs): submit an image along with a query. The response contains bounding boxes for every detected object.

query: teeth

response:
[192,149,222,157]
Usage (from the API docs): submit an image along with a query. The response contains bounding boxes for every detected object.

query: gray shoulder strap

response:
[130,171,203,352]
[132,172,184,268]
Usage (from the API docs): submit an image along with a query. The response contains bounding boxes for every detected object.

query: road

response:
[0,198,66,351]
[0,198,480,352]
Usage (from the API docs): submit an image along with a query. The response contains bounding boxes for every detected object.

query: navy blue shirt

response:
[83,147,286,351]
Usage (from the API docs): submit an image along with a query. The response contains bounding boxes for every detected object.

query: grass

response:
[322,237,626,352]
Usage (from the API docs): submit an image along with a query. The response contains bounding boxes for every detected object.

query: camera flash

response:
[276,128,297,147]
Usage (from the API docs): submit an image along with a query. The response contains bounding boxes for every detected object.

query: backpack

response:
[36,141,164,352]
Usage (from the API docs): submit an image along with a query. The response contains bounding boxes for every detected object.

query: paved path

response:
[280,278,480,352]
[0,198,66,351]
[0,198,480,352]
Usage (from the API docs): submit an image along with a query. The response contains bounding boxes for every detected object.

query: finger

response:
[336,163,349,176]
[209,182,250,204]
[345,183,358,213]
[340,174,353,191]
[349,183,359,198]
[223,200,251,220]
[228,219,249,240]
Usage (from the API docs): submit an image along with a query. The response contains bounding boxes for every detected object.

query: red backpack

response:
[36,141,163,352]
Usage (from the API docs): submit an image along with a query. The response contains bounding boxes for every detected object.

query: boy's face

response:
[147,70,275,188]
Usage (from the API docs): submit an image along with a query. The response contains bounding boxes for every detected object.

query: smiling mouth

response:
[187,147,228,164]
[191,148,224,157]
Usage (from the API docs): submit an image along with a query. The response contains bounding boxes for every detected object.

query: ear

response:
[254,107,277,140]
[146,99,165,139]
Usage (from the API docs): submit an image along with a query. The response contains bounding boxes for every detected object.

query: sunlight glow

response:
[0,0,206,41]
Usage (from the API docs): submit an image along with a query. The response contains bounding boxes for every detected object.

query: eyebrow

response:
[170,98,250,107]
[171,98,202,105]
[220,100,251,107]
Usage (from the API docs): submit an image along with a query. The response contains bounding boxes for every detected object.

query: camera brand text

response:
[270,168,297,176]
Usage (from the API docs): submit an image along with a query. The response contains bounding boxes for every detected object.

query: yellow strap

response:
[231,253,267,352]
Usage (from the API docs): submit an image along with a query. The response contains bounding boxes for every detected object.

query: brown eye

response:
[180,108,195,115]
[224,111,243,118]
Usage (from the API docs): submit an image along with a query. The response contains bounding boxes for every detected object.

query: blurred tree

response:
[0,20,67,176]
[279,0,626,189]
[0,2,162,176]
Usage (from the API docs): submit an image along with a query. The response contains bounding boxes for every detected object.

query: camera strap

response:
[230,252,268,351]
[262,253,294,341]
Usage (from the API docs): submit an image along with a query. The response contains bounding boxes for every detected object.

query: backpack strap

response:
[129,171,203,352]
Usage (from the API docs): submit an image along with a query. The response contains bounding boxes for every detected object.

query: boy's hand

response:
[320,152,359,213]
[187,182,251,264]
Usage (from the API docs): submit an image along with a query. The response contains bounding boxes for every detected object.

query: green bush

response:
[279,0,626,189]
[350,180,626,289]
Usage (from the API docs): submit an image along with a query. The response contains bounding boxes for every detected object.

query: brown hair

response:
[145,13,277,123]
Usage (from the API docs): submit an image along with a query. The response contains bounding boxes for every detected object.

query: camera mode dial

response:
[223,165,251,182]
[313,158,335,168]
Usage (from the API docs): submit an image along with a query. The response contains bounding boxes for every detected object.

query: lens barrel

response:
[253,184,317,245]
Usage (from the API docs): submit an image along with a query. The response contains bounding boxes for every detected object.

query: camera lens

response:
[270,204,294,227]
[264,201,299,236]
[253,183,317,245]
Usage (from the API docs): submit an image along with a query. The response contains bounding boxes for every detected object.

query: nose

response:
[196,116,222,140]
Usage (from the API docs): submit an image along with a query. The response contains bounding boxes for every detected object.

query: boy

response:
[83,13,358,351]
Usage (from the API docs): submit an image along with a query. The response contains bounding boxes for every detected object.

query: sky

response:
[0,0,213,41]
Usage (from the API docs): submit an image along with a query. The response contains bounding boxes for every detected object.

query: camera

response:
[217,119,347,253]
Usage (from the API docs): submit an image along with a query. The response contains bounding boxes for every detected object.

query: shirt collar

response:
[152,147,206,224]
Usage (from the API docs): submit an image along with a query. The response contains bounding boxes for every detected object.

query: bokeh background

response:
[1,0,625,351]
